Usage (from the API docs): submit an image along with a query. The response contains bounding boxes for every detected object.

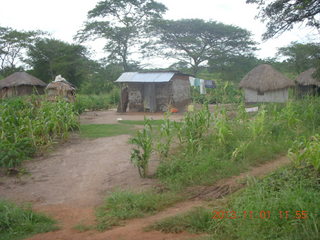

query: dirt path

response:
[0,109,290,240]
[27,156,289,240]
[1,110,179,207]
[80,109,184,125]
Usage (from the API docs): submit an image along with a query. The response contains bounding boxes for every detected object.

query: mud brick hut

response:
[0,72,46,99]
[46,75,76,102]
[295,68,320,97]
[115,71,192,112]
[239,64,294,103]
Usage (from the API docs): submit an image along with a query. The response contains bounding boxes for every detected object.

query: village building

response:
[45,75,76,102]
[295,68,320,97]
[115,71,192,112]
[0,72,46,99]
[239,64,294,103]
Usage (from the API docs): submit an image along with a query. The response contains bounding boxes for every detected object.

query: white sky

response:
[0,0,317,68]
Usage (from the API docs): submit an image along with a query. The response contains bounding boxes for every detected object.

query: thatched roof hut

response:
[45,75,76,102]
[240,64,294,103]
[296,68,320,86]
[0,72,46,99]
[295,68,320,97]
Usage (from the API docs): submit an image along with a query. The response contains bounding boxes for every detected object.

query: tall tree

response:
[0,26,41,76]
[75,0,167,71]
[277,42,320,74]
[26,38,92,87]
[247,0,320,39]
[150,19,257,76]
[208,55,262,82]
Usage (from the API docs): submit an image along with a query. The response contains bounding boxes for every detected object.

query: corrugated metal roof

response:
[115,72,176,83]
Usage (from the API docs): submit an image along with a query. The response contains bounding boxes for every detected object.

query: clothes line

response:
[189,77,215,94]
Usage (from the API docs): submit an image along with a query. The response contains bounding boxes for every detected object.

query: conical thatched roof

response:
[0,72,46,89]
[296,68,320,86]
[239,64,294,92]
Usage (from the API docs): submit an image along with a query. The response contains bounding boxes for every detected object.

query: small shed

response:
[0,72,46,99]
[239,64,294,103]
[295,68,320,97]
[115,71,192,112]
[46,75,76,102]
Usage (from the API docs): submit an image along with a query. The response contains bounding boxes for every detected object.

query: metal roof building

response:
[116,71,192,112]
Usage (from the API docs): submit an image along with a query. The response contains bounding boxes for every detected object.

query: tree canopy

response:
[25,38,92,87]
[75,0,167,71]
[150,19,257,76]
[247,0,320,39]
[0,26,41,76]
[277,42,320,74]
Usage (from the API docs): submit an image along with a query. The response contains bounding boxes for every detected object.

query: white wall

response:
[244,88,289,103]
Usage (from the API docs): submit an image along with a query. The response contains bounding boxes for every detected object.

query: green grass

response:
[119,119,166,125]
[0,200,58,240]
[80,124,135,138]
[95,190,182,230]
[148,166,320,240]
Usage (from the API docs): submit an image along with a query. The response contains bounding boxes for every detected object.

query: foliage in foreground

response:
[148,166,320,240]
[129,120,153,178]
[153,98,320,190]
[0,97,79,168]
[0,200,57,240]
[95,190,180,230]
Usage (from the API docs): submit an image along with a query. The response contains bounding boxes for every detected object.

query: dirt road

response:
[0,110,290,240]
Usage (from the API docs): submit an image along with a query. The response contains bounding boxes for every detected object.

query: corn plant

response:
[213,108,231,145]
[129,119,153,178]
[288,135,320,171]
[249,106,268,140]
[0,96,79,168]
[156,117,174,160]
[177,104,212,154]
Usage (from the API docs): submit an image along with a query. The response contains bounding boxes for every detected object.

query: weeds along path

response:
[26,156,290,240]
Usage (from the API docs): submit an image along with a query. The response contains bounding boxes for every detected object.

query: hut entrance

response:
[143,83,156,112]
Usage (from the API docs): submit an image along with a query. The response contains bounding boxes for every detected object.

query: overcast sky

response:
[0,0,317,67]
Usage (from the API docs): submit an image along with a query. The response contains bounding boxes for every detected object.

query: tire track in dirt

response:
[26,156,290,240]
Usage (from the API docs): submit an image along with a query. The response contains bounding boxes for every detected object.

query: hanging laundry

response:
[194,78,201,87]
[200,79,206,94]
[189,77,195,86]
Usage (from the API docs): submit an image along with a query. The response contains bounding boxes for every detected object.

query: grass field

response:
[80,124,136,138]
[0,200,58,240]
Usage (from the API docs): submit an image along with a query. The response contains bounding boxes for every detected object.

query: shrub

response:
[0,200,57,240]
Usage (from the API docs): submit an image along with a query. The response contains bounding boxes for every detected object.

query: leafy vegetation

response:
[129,120,153,178]
[0,200,57,240]
[80,124,135,138]
[0,96,79,168]
[74,91,119,114]
[128,98,320,190]
[191,79,243,104]
[95,190,180,230]
[147,166,320,240]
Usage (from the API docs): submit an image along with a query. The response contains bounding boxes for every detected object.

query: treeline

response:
[0,0,319,95]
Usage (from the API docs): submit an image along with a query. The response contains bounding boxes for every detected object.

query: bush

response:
[74,90,120,114]
[0,200,57,240]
